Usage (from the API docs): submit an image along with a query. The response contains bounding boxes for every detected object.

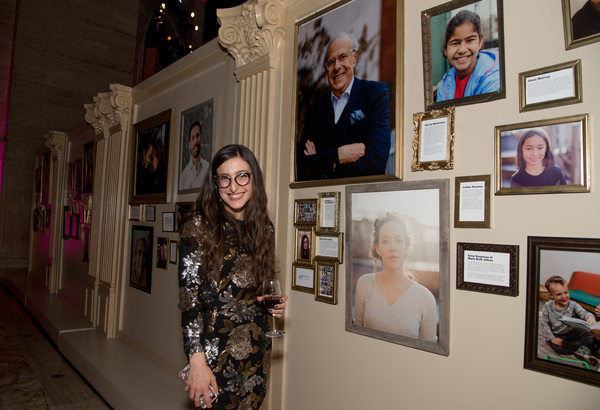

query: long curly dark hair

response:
[195,144,276,294]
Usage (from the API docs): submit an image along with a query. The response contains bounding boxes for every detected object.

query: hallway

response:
[0,283,111,409]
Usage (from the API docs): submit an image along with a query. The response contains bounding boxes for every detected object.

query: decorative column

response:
[44,131,67,293]
[217,0,285,216]
[84,84,132,337]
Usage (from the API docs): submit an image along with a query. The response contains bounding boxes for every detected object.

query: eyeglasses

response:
[214,172,252,188]
[324,49,356,71]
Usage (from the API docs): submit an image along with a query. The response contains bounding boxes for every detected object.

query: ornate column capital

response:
[84,84,132,137]
[217,0,286,69]
[44,131,67,161]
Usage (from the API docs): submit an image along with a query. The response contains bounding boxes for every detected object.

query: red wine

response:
[263,295,281,311]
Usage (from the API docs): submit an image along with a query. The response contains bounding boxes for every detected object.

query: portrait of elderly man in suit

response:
[296,32,392,181]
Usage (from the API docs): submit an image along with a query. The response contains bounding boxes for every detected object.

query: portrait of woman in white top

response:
[354,213,438,342]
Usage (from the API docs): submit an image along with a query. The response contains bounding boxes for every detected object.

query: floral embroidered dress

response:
[178,215,272,409]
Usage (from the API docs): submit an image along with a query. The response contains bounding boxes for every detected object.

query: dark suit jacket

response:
[296,78,391,181]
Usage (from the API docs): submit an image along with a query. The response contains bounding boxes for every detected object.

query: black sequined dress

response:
[178,216,272,409]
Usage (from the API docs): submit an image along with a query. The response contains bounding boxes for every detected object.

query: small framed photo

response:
[131,109,172,204]
[454,175,491,228]
[295,228,313,264]
[456,242,518,296]
[495,114,590,195]
[294,199,317,226]
[162,212,175,232]
[156,237,168,270]
[314,232,344,263]
[422,0,505,110]
[129,205,141,221]
[175,202,194,232]
[145,205,156,222]
[169,239,178,265]
[130,225,153,293]
[178,100,213,194]
[315,260,338,305]
[292,262,315,294]
[519,60,582,112]
[524,236,600,387]
[316,192,340,232]
[412,106,455,172]
[562,0,600,50]
[82,140,95,194]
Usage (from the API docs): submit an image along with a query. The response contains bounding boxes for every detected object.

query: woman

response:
[354,213,437,342]
[178,144,287,409]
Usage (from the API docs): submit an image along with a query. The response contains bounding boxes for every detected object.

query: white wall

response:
[280,0,599,409]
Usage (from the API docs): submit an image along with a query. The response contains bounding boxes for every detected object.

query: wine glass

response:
[262,279,285,338]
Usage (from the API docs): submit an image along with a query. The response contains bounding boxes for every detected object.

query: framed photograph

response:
[131,109,172,204]
[495,114,590,195]
[562,0,600,50]
[70,213,80,240]
[316,192,340,232]
[63,206,70,239]
[175,202,194,232]
[454,174,491,228]
[411,106,455,172]
[292,262,315,294]
[162,212,175,232]
[315,260,338,305]
[130,225,153,293]
[315,232,344,263]
[524,236,600,387]
[295,228,314,264]
[178,100,213,194]
[129,205,141,221]
[456,242,518,296]
[345,179,450,355]
[291,0,403,186]
[294,199,317,226]
[519,60,582,112]
[422,0,505,110]
[169,239,178,265]
[82,140,94,194]
[145,205,156,222]
[156,237,168,270]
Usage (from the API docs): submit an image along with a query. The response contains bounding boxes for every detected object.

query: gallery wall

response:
[280,0,599,408]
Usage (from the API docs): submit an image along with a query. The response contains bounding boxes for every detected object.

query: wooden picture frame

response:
[345,179,450,355]
[411,106,455,172]
[169,239,178,265]
[456,242,518,296]
[524,236,600,387]
[291,0,403,186]
[315,259,338,305]
[316,192,340,232]
[422,0,505,110]
[295,227,314,265]
[519,60,582,112]
[292,262,315,294]
[495,114,590,195]
[562,0,600,50]
[294,198,317,226]
[178,100,213,194]
[82,140,95,194]
[454,175,491,228]
[130,225,153,293]
[314,232,344,263]
[130,109,172,204]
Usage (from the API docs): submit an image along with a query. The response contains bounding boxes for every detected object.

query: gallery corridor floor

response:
[0,283,111,409]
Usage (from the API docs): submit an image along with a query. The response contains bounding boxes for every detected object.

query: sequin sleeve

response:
[178,216,205,357]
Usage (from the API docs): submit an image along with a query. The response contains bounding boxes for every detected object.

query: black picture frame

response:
[524,236,600,388]
[421,0,505,110]
[130,225,153,293]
